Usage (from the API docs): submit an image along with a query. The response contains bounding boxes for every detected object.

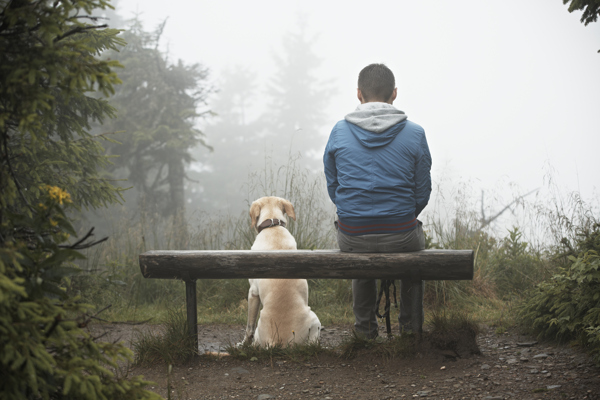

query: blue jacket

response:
[323,104,432,236]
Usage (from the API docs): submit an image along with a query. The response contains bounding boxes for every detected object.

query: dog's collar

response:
[257,218,286,233]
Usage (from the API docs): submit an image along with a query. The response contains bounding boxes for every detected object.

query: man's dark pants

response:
[337,221,425,338]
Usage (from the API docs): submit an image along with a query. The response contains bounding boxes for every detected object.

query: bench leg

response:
[185,279,199,354]
[409,279,424,337]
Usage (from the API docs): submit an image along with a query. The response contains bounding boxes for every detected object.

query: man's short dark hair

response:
[358,63,395,102]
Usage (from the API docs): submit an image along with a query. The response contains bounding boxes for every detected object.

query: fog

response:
[110,0,599,231]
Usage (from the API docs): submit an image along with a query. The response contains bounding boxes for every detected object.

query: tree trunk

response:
[168,157,189,249]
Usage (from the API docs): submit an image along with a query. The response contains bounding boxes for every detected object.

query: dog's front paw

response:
[237,334,253,348]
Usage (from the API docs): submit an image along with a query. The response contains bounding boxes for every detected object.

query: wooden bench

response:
[139,249,473,350]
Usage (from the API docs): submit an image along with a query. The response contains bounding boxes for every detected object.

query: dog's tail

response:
[204,350,230,357]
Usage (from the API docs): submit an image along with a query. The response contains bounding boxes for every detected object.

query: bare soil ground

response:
[89,323,600,399]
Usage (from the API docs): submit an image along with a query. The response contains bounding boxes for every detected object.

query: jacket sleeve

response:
[323,126,338,204]
[414,131,432,218]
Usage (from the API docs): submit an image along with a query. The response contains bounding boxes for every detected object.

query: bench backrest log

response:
[139,249,474,281]
[138,249,474,349]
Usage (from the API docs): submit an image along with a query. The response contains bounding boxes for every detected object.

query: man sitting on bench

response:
[323,63,432,339]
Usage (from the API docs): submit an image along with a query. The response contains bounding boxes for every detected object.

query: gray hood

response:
[344,102,407,133]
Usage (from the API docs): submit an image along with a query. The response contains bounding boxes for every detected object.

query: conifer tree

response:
[263,17,333,170]
[100,18,213,218]
[189,65,261,213]
[562,0,600,51]
[192,21,334,211]
[0,1,160,398]
[563,0,600,25]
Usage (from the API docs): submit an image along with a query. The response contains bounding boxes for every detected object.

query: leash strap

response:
[375,279,398,337]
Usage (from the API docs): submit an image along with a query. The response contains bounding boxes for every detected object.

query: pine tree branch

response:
[53,24,108,43]
[44,316,62,339]
[2,131,36,214]
[58,227,108,250]
[73,15,106,23]
[0,22,42,36]
[78,304,113,328]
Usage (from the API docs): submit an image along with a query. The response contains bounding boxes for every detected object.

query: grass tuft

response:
[338,309,481,360]
[338,331,416,359]
[427,308,481,356]
[226,340,334,363]
[134,308,196,365]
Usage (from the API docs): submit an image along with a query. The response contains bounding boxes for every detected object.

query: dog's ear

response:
[249,200,261,229]
[282,199,296,221]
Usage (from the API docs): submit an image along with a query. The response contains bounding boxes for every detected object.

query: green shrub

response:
[518,223,600,363]
[488,227,548,298]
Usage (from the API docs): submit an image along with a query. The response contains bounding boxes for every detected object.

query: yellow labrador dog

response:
[240,196,321,347]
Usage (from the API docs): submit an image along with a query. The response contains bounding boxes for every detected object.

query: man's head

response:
[357,63,397,104]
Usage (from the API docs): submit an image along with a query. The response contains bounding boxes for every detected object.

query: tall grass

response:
[72,158,598,334]
[419,175,598,327]
[134,308,196,365]
[72,157,348,323]
[244,153,338,250]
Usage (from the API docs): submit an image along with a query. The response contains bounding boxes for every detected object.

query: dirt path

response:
[89,323,600,399]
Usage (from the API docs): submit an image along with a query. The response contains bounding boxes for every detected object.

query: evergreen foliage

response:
[190,20,335,213]
[0,0,125,210]
[263,16,334,169]
[519,223,600,364]
[267,22,327,135]
[562,0,600,51]
[563,0,600,25]
[188,66,262,213]
[0,1,160,398]
[100,19,213,217]
[488,227,548,298]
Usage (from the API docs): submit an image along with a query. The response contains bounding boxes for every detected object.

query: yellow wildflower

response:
[45,185,71,205]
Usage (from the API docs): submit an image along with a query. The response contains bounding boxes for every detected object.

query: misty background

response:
[88,0,600,242]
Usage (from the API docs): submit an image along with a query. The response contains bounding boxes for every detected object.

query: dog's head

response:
[249,196,296,230]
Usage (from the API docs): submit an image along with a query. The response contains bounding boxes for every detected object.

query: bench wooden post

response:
[185,279,198,352]
[409,280,424,335]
